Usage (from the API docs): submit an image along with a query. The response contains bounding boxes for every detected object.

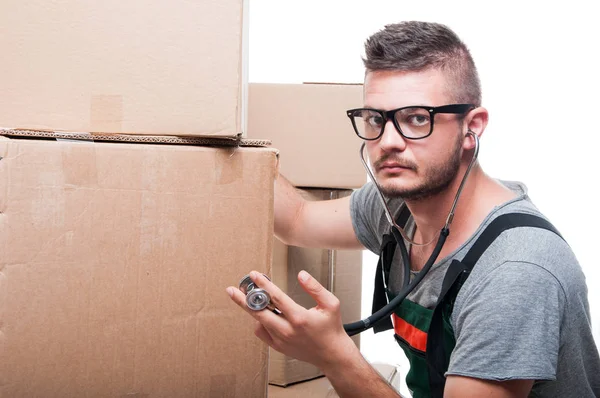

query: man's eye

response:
[366,115,383,127]
[407,114,429,126]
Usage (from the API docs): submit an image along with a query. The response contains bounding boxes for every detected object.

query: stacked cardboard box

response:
[248,83,366,189]
[248,83,368,387]
[0,140,276,397]
[0,1,275,397]
[0,0,248,137]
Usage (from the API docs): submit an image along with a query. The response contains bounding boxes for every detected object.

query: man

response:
[227,21,600,397]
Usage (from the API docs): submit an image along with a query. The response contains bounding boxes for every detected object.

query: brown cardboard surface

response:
[0,0,248,138]
[268,189,362,387]
[0,137,277,397]
[267,363,401,397]
[248,83,367,189]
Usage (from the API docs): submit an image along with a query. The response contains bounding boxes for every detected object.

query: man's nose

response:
[379,119,407,151]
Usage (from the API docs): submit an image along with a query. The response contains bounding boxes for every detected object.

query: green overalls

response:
[371,209,561,398]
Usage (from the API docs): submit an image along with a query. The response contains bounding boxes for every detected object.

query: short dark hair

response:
[363,21,481,106]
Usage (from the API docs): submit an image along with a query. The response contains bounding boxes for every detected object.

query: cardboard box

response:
[0,136,277,397]
[0,0,248,138]
[267,363,401,397]
[248,83,367,189]
[269,188,362,387]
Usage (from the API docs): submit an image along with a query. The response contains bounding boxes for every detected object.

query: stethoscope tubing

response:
[344,227,448,336]
[343,132,479,336]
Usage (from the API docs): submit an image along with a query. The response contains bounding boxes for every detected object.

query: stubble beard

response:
[378,135,464,201]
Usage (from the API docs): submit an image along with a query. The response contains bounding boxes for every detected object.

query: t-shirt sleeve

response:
[349,182,384,254]
[447,261,565,381]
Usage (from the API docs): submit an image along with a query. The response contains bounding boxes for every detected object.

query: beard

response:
[375,134,463,201]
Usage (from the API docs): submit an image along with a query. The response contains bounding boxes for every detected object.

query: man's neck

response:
[404,164,516,248]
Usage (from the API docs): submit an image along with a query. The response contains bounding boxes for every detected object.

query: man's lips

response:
[377,162,413,172]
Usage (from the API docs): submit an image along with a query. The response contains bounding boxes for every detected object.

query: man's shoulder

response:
[350,182,406,252]
[451,199,571,338]
[480,192,568,258]
[458,197,583,305]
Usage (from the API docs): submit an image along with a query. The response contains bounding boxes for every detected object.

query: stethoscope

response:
[239,131,480,337]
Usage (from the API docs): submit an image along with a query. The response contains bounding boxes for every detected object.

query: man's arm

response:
[322,351,403,398]
[274,173,364,250]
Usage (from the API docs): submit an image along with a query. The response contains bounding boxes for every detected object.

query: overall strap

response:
[461,212,562,269]
[372,204,411,333]
[426,212,564,398]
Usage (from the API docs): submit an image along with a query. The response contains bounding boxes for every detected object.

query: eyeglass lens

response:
[351,107,432,139]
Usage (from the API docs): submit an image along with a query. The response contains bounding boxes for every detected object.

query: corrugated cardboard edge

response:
[0,128,271,148]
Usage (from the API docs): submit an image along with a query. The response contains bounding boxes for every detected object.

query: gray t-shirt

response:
[350,180,600,397]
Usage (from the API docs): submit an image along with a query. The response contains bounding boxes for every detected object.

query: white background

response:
[249,0,599,392]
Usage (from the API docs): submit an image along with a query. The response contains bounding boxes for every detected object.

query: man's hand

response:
[226,270,358,370]
[227,270,402,397]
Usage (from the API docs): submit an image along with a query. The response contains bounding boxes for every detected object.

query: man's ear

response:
[463,107,488,150]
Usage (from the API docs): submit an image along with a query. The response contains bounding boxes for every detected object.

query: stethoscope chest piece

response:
[239,274,276,312]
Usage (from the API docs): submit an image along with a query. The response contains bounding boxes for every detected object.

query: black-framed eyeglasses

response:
[346,104,475,140]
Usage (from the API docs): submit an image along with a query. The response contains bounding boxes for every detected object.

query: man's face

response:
[364,69,465,200]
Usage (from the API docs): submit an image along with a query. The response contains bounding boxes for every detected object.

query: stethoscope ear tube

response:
[343,228,449,336]
[345,132,478,336]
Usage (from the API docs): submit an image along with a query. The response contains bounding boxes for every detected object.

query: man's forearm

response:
[273,173,305,244]
[321,344,402,398]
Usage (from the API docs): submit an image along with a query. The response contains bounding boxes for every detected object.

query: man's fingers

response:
[248,271,303,315]
[225,285,289,330]
[254,321,275,346]
[226,285,257,314]
[297,270,340,310]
